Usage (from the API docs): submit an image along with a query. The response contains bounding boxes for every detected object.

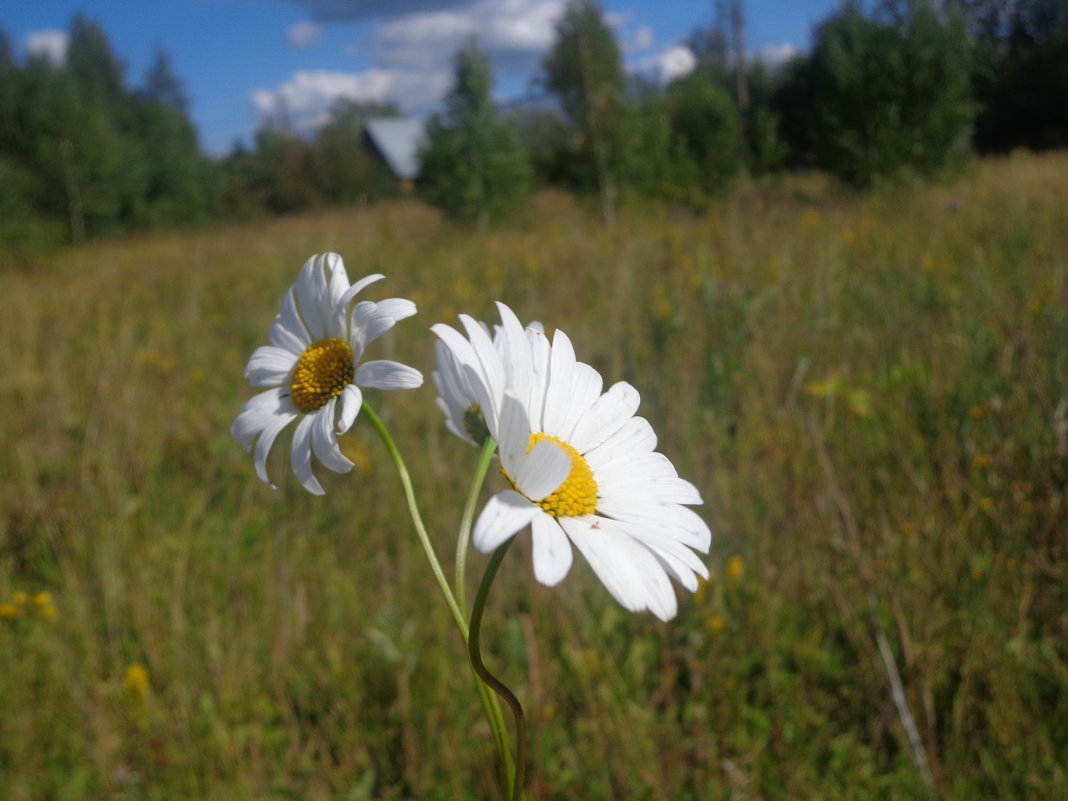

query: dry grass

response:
[1,153,1065,800]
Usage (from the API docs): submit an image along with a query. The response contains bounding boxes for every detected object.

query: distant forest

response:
[2,0,1067,250]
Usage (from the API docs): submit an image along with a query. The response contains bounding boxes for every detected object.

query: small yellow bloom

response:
[979,498,994,512]
[0,603,18,620]
[705,616,726,635]
[11,591,28,607]
[1019,500,1033,514]
[726,555,744,584]
[124,664,151,701]
[31,592,57,621]
[974,454,992,469]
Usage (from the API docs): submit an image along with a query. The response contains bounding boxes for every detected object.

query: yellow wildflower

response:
[124,664,151,701]
[726,555,744,585]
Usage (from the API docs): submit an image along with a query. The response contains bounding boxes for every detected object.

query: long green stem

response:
[469,539,527,801]
[456,437,498,613]
[361,400,467,636]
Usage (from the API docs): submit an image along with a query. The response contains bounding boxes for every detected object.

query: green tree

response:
[142,48,189,115]
[314,99,400,204]
[783,1,974,187]
[417,40,532,225]
[130,48,220,227]
[542,0,626,225]
[683,12,785,178]
[665,71,743,194]
[962,0,1068,151]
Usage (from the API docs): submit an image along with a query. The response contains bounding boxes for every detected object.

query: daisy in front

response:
[442,304,711,621]
[232,253,423,495]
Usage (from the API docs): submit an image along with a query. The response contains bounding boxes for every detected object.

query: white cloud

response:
[634,44,696,86]
[355,0,564,73]
[251,68,451,128]
[630,25,654,53]
[280,0,471,22]
[754,42,800,71]
[287,21,323,48]
[24,29,69,66]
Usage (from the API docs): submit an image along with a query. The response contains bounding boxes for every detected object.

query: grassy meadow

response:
[1,153,1066,800]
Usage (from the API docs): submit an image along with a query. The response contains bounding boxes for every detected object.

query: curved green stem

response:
[362,400,468,637]
[469,538,527,801]
[456,437,499,613]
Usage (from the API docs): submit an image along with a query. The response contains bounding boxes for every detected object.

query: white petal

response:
[562,517,678,621]
[512,438,572,501]
[530,514,573,586]
[556,362,604,442]
[349,297,414,354]
[525,326,551,430]
[231,387,294,450]
[324,253,350,306]
[496,394,532,479]
[376,297,417,323]
[494,302,533,408]
[290,414,325,495]
[252,410,298,489]
[432,343,471,433]
[473,490,542,553]
[570,381,641,454]
[336,384,363,434]
[349,301,398,357]
[296,255,328,341]
[646,545,702,592]
[541,329,577,435]
[355,360,424,390]
[431,322,478,362]
[595,451,679,486]
[338,273,385,308]
[311,397,354,474]
[460,314,506,416]
[271,290,310,352]
[584,416,657,471]
[608,514,710,583]
[594,497,711,551]
[244,345,296,387]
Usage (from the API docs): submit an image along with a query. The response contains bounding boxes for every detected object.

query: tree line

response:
[1,0,1066,251]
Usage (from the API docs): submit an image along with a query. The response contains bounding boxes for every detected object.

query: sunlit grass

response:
[1,153,1065,800]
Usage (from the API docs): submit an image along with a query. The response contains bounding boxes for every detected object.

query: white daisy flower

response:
[232,253,423,495]
[461,305,711,621]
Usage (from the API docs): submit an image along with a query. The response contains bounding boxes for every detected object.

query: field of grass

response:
[1,152,1065,801]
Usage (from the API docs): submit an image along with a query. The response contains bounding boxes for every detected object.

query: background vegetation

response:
[4,1,1068,252]
[1,151,1065,800]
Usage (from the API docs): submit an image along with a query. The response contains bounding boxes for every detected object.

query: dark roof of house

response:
[364,117,425,181]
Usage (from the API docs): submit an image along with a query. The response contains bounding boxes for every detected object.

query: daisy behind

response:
[232,252,423,495]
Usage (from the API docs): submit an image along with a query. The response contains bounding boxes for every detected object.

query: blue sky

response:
[4,1,835,155]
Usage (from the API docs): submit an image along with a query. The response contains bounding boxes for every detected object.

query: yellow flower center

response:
[290,338,354,413]
[526,433,598,518]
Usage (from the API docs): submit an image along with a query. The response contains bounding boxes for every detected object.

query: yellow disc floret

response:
[290,337,354,413]
[527,433,598,518]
